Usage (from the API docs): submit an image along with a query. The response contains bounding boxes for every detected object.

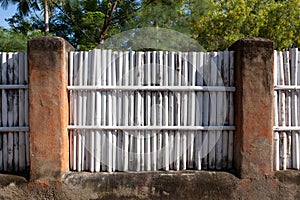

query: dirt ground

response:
[0,174,67,200]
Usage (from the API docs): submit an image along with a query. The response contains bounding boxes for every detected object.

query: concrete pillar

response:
[229,38,274,179]
[28,37,74,180]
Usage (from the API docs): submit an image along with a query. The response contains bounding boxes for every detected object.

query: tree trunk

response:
[44,1,49,35]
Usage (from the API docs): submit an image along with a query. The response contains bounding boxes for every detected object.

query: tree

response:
[0,0,57,34]
[51,0,139,49]
[0,27,28,51]
[192,0,300,51]
[6,0,139,49]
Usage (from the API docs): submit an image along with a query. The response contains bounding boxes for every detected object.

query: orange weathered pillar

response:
[28,37,74,180]
[229,38,274,179]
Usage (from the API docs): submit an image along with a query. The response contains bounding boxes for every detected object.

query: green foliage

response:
[2,0,138,50]
[0,27,28,51]
[193,0,300,51]
[127,0,210,34]
[122,0,210,51]
[6,13,43,35]
[1,0,299,51]
[49,0,138,50]
[130,0,187,28]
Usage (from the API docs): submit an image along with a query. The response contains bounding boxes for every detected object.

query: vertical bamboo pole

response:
[111,51,117,172]
[202,53,210,169]
[106,50,113,172]
[283,51,292,168]
[69,52,74,171]
[128,51,135,171]
[163,51,169,171]
[84,52,90,171]
[88,50,97,172]
[18,52,26,171]
[273,51,280,170]
[278,51,285,126]
[80,52,86,171]
[277,52,282,169]
[117,51,123,171]
[295,132,300,170]
[95,50,102,172]
[168,52,175,170]
[227,51,234,169]
[216,52,223,170]
[75,52,81,171]
[82,52,88,171]
[278,51,286,170]
[101,50,107,171]
[13,53,19,171]
[274,51,280,170]
[157,51,163,170]
[282,132,287,170]
[140,52,145,171]
[78,52,86,171]
[222,50,229,169]
[70,52,76,171]
[291,48,299,169]
[135,52,144,171]
[209,52,217,169]
[123,51,130,171]
[274,132,280,170]
[24,52,29,170]
[151,51,157,171]
[195,52,203,170]
[181,52,188,170]
[145,52,151,171]
[1,53,7,171]
[175,52,182,171]
[188,52,196,169]
[7,52,14,172]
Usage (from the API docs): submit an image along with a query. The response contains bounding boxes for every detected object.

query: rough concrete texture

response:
[229,38,274,179]
[63,171,238,199]
[0,171,299,199]
[28,37,74,180]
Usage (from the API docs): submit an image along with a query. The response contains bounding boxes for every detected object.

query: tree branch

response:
[99,0,119,46]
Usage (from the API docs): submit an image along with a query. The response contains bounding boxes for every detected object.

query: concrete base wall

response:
[0,171,299,199]
[61,171,300,200]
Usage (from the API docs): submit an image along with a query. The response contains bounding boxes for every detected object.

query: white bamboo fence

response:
[68,50,235,172]
[274,48,300,170]
[0,52,29,173]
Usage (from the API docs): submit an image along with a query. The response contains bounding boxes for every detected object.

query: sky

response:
[0,4,17,29]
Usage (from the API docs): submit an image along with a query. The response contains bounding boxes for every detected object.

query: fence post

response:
[28,36,74,180]
[229,38,274,179]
